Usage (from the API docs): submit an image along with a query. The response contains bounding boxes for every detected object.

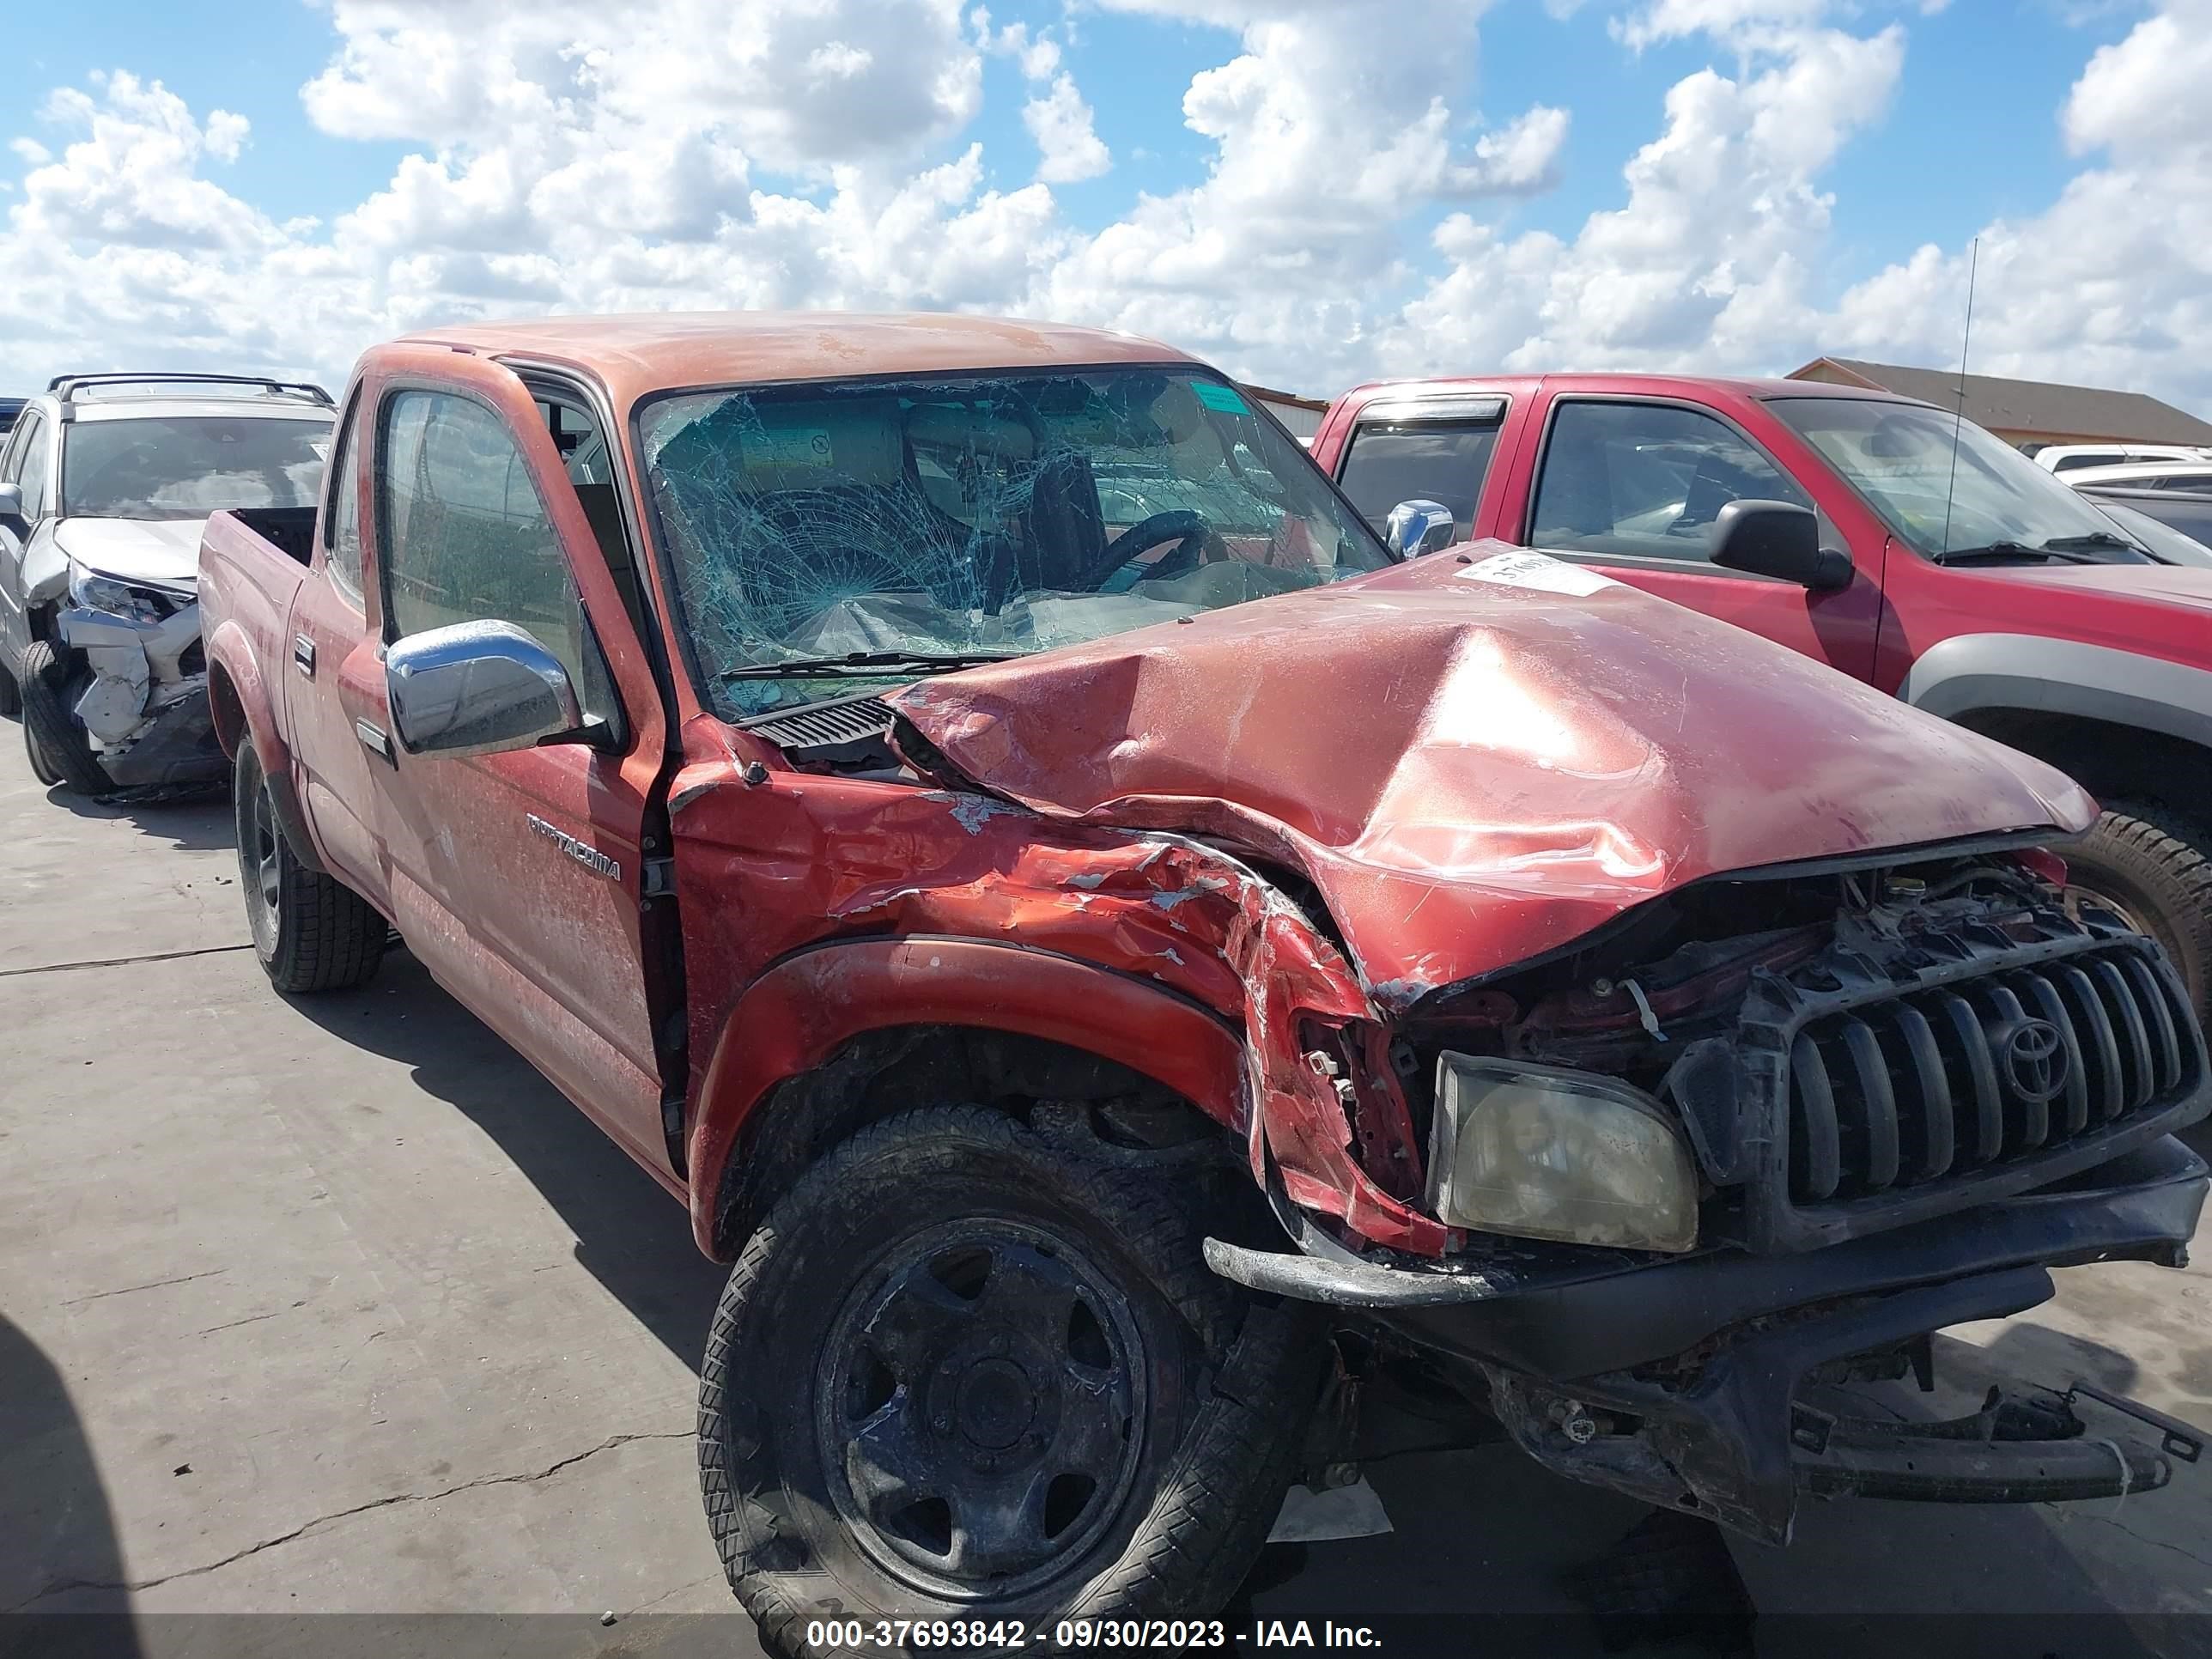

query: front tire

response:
[2065,801,2212,1026]
[233,734,385,993]
[699,1106,1321,1659]
[20,640,111,794]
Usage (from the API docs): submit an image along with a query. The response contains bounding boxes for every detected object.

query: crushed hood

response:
[52,517,205,590]
[889,546,2097,1006]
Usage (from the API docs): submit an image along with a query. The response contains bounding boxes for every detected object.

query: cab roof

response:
[395,312,1196,407]
[1339,371,1933,410]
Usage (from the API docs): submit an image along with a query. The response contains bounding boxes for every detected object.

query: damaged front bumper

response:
[1206,1136,2208,1542]
[56,605,223,787]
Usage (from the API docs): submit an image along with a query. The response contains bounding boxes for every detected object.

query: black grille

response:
[1786,946,2191,1205]
[742,696,895,754]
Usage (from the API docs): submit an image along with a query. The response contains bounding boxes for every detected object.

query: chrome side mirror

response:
[1385,498,1456,558]
[385,620,582,757]
[0,482,24,538]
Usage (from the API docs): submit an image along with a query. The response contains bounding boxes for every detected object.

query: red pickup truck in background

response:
[1311,374,2212,1024]
[194,320,2212,1656]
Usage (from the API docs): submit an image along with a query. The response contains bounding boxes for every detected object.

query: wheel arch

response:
[205,622,326,876]
[1898,633,2212,811]
[687,937,1249,1260]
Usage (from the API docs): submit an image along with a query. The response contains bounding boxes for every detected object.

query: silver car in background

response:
[0,374,333,793]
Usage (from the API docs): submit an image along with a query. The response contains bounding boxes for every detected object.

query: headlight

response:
[68,563,180,625]
[1426,1054,1698,1253]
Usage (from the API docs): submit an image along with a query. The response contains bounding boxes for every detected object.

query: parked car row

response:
[0,374,336,792]
[10,319,2212,1658]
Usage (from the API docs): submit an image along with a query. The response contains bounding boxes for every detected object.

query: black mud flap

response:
[1791,1382,2199,1504]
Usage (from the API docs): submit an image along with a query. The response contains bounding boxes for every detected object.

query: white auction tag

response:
[1455,550,1619,597]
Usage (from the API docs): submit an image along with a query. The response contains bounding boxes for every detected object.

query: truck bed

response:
[228,506,319,567]
[196,507,316,758]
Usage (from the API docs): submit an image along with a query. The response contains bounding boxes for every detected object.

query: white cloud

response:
[1387,21,1903,375]
[1024,73,1111,183]
[0,0,2207,424]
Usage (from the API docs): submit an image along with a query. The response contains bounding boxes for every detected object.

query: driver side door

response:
[356,350,678,1178]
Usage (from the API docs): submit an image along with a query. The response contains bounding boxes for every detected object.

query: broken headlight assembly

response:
[1425,1054,1698,1254]
[68,562,183,626]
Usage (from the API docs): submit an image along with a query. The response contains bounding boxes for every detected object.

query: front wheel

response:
[2064,801,2212,1027]
[699,1106,1321,1659]
[233,734,386,993]
[20,640,111,794]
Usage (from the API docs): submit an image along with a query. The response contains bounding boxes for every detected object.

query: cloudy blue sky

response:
[1,1,2206,414]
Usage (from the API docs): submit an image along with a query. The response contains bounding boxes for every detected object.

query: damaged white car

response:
[0,374,333,793]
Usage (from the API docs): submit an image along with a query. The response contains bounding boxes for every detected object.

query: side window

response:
[1530,402,1809,560]
[1337,419,1502,542]
[323,400,364,604]
[377,390,603,716]
[12,414,51,516]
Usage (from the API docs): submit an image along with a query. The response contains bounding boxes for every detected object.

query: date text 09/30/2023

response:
[803,1619,1385,1650]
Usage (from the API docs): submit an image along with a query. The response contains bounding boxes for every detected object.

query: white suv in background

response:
[2032,441,2212,474]
[2057,459,2212,493]
[0,374,333,793]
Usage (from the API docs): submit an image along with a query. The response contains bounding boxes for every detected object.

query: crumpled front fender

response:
[672,761,1449,1257]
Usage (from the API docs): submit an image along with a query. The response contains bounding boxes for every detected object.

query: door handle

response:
[355,719,393,763]
[292,635,316,677]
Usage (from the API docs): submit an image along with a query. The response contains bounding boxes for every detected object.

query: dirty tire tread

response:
[234,737,384,994]
[2070,801,2212,1027]
[698,1106,1323,1659]
[20,640,112,794]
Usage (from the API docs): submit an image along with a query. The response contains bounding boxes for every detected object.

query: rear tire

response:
[2065,802,2212,1026]
[20,640,111,794]
[698,1105,1322,1659]
[0,658,21,719]
[234,734,385,993]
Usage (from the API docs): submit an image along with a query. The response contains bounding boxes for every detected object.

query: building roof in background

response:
[1788,356,2212,445]
[1237,381,1330,412]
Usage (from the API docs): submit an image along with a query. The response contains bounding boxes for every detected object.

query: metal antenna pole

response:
[1938,236,1980,558]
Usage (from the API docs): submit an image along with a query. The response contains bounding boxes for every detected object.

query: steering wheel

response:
[1094,510,1225,588]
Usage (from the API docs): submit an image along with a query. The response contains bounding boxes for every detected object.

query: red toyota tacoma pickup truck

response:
[198,318,2209,1655]
[1311,374,2212,1032]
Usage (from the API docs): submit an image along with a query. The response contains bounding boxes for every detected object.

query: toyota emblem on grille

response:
[2001,1018,2069,1103]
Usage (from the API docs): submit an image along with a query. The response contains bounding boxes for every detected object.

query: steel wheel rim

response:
[252,779,282,919]
[814,1215,1148,1600]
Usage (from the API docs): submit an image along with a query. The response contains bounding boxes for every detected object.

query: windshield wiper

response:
[2038,531,2145,556]
[1937,540,2101,566]
[721,650,1021,681]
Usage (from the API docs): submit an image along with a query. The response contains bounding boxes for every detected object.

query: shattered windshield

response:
[637,367,1390,716]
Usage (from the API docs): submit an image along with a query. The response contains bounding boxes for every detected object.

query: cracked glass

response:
[637,368,1391,716]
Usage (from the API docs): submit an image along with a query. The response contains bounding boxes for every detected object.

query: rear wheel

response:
[2064,801,2212,1026]
[699,1106,1321,1659]
[233,734,385,993]
[20,639,111,794]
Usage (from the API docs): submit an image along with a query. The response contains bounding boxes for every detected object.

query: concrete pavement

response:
[5,720,2212,1656]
